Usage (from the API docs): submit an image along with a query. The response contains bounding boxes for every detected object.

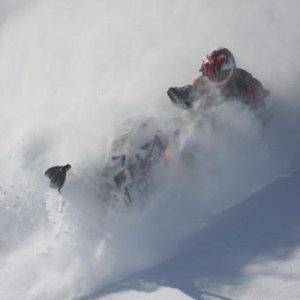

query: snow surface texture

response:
[0,1,299,299]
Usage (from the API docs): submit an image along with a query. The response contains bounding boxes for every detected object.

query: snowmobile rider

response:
[167,47,270,110]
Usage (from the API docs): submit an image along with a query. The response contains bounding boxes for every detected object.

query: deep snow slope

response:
[0,1,299,299]
[98,170,300,299]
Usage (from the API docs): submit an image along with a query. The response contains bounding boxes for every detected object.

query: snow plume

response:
[0,0,299,299]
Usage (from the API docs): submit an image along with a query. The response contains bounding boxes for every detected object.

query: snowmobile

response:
[100,83,271,206]
[44,88,224,204]
[45,117,181,205]
[45,68,270,204]
[102,134,168,205]
[100,118,180,205]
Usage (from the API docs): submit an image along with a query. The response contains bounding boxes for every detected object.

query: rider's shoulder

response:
[235,68,264,90]
[236,68,255,82]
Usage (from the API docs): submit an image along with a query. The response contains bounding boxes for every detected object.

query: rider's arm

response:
[167,76,208,109]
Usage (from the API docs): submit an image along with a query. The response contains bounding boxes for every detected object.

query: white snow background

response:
[0,1,299,299]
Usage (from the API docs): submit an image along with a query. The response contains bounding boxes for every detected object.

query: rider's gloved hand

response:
[167,87,193,109]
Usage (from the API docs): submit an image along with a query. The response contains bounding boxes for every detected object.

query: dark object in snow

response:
[45,164,71,192]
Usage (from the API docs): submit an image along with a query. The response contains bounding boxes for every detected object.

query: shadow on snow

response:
[88,169,300,300]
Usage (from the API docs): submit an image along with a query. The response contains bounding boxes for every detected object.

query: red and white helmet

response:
[201,47,236,86]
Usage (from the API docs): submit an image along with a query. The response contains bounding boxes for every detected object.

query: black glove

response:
[167,87,193,110]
